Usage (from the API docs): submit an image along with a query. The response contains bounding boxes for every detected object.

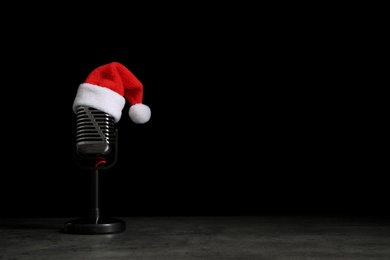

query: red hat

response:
[72,62,151,124]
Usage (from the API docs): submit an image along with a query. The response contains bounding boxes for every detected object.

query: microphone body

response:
[75,106,118,168]
[76,106,115,157]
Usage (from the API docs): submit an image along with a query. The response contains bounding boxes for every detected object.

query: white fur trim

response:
[129,104,151,124]
[72,83,126,122]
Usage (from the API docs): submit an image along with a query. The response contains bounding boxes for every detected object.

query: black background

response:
[0,9,385,218]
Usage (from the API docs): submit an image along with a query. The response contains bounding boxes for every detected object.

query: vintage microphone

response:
[64,106,126,234]
[74,105,118,168]
[64,62,151,235]
[75,106,116,161]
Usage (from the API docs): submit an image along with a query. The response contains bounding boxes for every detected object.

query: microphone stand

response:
[64,129,126,234]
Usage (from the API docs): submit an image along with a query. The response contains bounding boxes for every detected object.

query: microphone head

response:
[75,106,116,159]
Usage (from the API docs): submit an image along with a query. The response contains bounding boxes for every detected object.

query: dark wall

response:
[1,30,384,218]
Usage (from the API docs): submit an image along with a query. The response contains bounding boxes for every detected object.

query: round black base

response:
[64,217,126,234]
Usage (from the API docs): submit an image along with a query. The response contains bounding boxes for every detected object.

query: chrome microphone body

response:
[75,106,116,158]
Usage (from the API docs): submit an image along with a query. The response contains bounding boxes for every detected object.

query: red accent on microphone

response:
[95,156,107,167]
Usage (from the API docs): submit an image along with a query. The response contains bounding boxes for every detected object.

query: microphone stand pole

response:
[90,168,100,224]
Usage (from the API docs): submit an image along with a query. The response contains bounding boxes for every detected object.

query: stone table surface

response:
[0,216,390,259]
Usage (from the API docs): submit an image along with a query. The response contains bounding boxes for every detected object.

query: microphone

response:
[74,106,118,169]
[65,105,125,234]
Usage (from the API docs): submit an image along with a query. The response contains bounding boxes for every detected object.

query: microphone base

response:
[64,217,126,234]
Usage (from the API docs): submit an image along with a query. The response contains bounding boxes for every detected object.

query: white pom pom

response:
[129,103,151,124]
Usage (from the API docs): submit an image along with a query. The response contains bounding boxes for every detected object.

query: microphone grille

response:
[75,106,116,157]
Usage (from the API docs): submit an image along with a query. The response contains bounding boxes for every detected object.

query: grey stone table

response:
[1,216,390,259]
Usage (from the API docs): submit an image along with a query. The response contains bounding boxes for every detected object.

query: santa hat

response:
[72,62,151,124]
